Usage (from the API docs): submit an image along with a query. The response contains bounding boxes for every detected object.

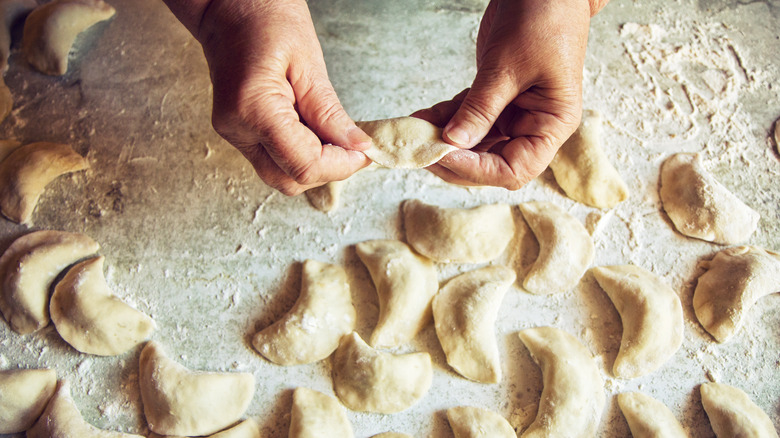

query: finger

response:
[426,162,483,187]
[290,67,372,151]
[241,142,369,196]
[410,89,470,128]
[241,144,320,196]
[435,136,557,190]
[442,65,524,149]
[225,86,370,188]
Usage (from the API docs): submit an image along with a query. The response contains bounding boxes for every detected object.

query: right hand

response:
[191,0,372,195]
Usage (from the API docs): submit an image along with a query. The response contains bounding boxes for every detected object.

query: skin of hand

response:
[414,0,601,190]
[163,0,372,196]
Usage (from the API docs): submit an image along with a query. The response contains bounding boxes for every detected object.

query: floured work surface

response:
[1,0,779,436]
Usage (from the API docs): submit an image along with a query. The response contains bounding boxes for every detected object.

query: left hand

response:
[413,0,592,190]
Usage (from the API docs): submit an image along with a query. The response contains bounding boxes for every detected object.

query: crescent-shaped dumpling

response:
[446,406,516,438]
[332,331,432,414]
[693,246,780,343]
[372,433,412,438]
[518,201,594,295]
[356,239,438,348]
[0,368,57,434]
[518,326,605,438]
[617,392,688,438]
[0,230,99,334]
[659,153,759,244]
[27,379,144,438]
[549,110,629,208]
[356,117,457,168]
[21,0,116,76]
[138,341,255,436]
[252,259,356,365]
[591,265,684,378]
[700,382,779,438]
[50,255,155,356]
[403,199,515,263]
[433,265,516,383]
[290,387,354,438]
[0,141,89,224]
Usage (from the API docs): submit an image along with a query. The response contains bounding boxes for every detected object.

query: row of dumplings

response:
[2,201,777,435]
[3,335,778,437]
[0,229,154,353]
[250,198,779,434]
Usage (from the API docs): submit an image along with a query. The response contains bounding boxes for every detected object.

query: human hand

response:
[414,0,598,190]
[165,0,372,195]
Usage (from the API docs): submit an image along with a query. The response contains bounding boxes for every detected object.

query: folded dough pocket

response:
[357,117,457,168]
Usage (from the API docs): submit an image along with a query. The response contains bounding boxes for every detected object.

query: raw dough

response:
[591,265,684,378]
[433,265,516,383]
[371,433,412,438]
[50,255,156,356]
[0,138,20,162]
[22,0,116,75]
[0,0,35,71]
[305,164,376,212]
[289,387,354,438]
[518,201,594,295]
[700,382,779,438]
[403,199,514,263]
[252,259,356,365]
[138,341,255,436]
[305,180,346,212]
[0,229,100,334]
[617,392,688,438]
[356,239,438,348]
[0,368,57,434]
[659,153,759,245]
[332,331,432,414]
[518,326,605,438]
[27,379,144,438]
[356,117,457,168]
[446,406,516,438]
[549,110,629,208]
[0,141,89,224]
[148,419,261,438]
[693,246,780,343]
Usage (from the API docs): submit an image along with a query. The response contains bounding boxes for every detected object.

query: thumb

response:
[291,69,372,151]
[443,69,520,148]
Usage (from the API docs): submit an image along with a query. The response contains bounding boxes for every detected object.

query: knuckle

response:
[314,100,346,127]
[275,182,305,197]
[288,159,321,186]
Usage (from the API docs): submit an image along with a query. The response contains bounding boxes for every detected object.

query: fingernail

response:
[444,125,470,146]
[347,126,373,148]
